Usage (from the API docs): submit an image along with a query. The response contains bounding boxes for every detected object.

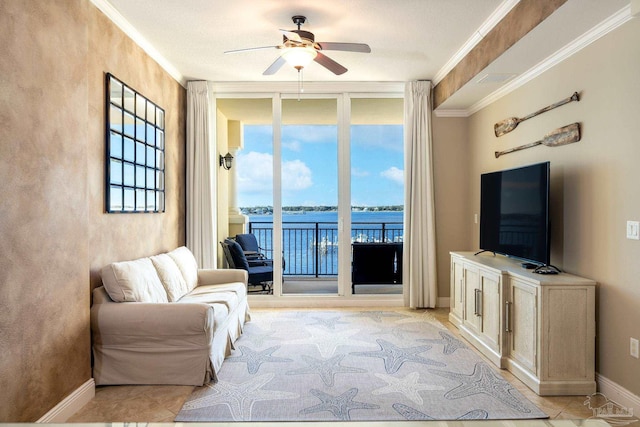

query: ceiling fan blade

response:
[314,52,347,75]
[224,45,279,54]
[263,55,287,75]
[316,42,371,53]
[279,29,302,42]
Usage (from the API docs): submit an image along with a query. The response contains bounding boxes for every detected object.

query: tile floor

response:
[69,308,596,423]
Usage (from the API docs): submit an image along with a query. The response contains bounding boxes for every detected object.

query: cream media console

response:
[449,251,596,396]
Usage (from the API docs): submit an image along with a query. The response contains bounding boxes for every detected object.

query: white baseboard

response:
[37,378,95,423]
[437,297,450,308]
[597,373,640,415]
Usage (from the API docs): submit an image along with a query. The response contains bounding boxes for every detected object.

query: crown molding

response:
[434,109,470,118]
[433,0,520,85]
[466,4,631,116]
[89,0,186,87]
[434,4,632,117]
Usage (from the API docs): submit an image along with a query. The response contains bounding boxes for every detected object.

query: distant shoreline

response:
[241,205,403,215]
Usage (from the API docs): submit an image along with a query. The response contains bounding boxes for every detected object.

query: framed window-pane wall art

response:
[106,73,165,213]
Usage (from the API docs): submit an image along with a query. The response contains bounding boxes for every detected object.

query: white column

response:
[228,147,241,216]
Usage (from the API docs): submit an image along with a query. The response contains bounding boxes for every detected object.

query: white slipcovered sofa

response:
[90,246,250,386]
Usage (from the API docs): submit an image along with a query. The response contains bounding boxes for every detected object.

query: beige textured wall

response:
[466,19,640,395]
[432,116,471,298]
[87,6,186,289]
[0,0,186,421]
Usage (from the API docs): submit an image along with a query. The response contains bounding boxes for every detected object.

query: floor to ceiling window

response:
[215,83,403,305]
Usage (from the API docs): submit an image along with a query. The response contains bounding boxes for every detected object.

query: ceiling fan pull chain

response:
[297,69,303,101]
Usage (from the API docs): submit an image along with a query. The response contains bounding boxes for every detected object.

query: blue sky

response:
[237,124,404,207]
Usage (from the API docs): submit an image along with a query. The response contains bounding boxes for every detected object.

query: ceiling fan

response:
[224,15,371,76]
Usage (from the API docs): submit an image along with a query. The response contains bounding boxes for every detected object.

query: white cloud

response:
[237,151,312,193]
[380,166,404,185]
[237,151,273,193]
[282,159,312,190]
[283,140,302,152]
[352,167,370,178]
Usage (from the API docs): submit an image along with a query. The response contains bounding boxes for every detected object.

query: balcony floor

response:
[247,278,403,295]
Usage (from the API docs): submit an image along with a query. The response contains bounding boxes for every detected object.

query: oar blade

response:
[494,117,520,137]
[542,122,580,146]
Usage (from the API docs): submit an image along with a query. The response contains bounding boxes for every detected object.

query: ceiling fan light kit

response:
[281,46,317,70]
[224,15,371,77]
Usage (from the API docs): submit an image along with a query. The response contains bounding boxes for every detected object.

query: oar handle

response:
[520,92,579,122]
[495,140,542,158]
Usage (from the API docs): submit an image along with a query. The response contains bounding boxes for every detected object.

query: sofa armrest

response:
[91,299,214,343]
[197,268,247,286]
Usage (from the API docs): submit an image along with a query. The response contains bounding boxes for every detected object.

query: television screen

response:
[479,162,550,265]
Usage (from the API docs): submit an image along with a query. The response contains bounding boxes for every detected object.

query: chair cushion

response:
[167,246,199,292]
[235,233,260,252]
[150,253,189,302]
[101,258,168,303]
[225,239,249,271]
[247,265,273,285]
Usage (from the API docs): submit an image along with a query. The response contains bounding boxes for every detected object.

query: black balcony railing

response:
[248,221,403,277]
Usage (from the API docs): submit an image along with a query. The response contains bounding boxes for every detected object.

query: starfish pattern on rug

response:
[248,310,289,331]
[348,310,408,323]
[429,362,532,413]
[180,373,298,421]
[372,371,444,405]
[286,354,367,387]
[177,309,548,422]
[242,325,278,347]
[286,326,373,358]
[419,330,468,354]
[226,345,292,374]
[372,320,440,341]
[393,403,489,420]
[300,387,380,421]
[351,338,445,373]
[306,315,349,330]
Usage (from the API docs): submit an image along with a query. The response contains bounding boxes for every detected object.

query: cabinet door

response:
[450,258,464,321]
[479,269,501,353]
[463,265,481,334]
[507,278,537,375]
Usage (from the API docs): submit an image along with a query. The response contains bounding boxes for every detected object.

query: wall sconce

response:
[219,152,234,170]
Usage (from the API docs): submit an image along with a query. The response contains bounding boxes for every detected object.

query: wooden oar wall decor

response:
[494,92,580,137]
[494,123,581,158]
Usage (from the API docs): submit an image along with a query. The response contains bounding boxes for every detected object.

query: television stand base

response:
[474,250,496,256]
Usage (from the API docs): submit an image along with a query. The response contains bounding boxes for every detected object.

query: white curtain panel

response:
[186,81,216,268]
[403,81,438,308]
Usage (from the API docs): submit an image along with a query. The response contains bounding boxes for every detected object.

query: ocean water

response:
[248,209,403,224]
[245,210,403,276]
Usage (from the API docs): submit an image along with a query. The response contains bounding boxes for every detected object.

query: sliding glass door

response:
[215,84,403,302]
[349,97,405,295]
[281,98,339,294]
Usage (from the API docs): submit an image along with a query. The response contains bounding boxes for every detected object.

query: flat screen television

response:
[479,161,550,266]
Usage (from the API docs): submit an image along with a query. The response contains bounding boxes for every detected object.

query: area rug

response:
[175,309,548,422]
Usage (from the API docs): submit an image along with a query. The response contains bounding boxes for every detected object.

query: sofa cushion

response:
[101,258,168,303]
[180,286,240,310]
[150,253,189,302]
[168,246,199,292]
